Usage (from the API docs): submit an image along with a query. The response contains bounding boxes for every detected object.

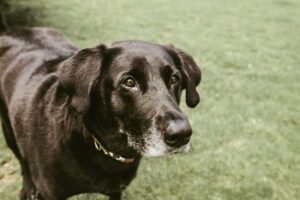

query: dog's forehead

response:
[110,41,175,67]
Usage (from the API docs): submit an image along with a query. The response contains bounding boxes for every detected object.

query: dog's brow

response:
[160,65,173,78]
[127,58,149,93]
[159,65,180,89]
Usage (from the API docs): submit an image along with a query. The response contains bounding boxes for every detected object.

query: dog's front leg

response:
[108,192,121,200]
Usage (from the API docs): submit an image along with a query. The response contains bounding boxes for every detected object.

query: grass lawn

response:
[0,0,299,199]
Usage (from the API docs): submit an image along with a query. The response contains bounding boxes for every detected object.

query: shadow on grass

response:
[0,0,43,31]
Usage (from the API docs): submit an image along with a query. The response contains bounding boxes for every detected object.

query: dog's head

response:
[59,41,201,158]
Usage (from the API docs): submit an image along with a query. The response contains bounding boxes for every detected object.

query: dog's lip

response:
[124,150,141,159]
[168,143,190,155]
[115,146,141,159]
[169,149,185,154]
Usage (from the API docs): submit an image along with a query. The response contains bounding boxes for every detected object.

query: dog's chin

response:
[142,142,191,158]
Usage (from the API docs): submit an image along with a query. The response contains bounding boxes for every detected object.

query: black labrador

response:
[0,28,201,200]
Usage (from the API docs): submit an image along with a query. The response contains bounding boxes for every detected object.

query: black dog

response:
[0,27,201,200]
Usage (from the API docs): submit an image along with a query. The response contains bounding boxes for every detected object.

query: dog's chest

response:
[93,173,134,193]
[59,156,140,195]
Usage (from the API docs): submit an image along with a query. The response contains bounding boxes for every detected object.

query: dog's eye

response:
[123,78,135,87]
[170,75,179,84]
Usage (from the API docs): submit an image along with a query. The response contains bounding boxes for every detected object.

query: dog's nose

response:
[164,119,192,147]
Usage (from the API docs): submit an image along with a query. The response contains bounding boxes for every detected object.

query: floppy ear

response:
[57,44,107,114]
[164,45,201,108]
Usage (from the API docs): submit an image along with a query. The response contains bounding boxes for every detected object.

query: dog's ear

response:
[58,44,121,115]
[164,44,201,108]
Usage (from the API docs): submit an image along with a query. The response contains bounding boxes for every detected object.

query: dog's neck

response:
[67,126,141,171]
[58,99,140,166]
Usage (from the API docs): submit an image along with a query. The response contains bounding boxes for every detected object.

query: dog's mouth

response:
[142,140,191,157]
[168,143,191,155]
[106,128,192,159]
[92,128,191,164]
[125,130,192,158]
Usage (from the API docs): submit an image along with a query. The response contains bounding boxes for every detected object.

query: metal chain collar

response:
[91,134,135,164]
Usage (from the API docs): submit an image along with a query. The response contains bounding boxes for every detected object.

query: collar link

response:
[91,134,135,164]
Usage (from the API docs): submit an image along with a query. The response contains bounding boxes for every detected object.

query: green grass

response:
[1,0,300,199]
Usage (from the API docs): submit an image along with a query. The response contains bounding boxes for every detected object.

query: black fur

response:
[0,28,201,200]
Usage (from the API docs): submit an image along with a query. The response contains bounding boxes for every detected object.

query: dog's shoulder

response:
[0,28,77,107]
